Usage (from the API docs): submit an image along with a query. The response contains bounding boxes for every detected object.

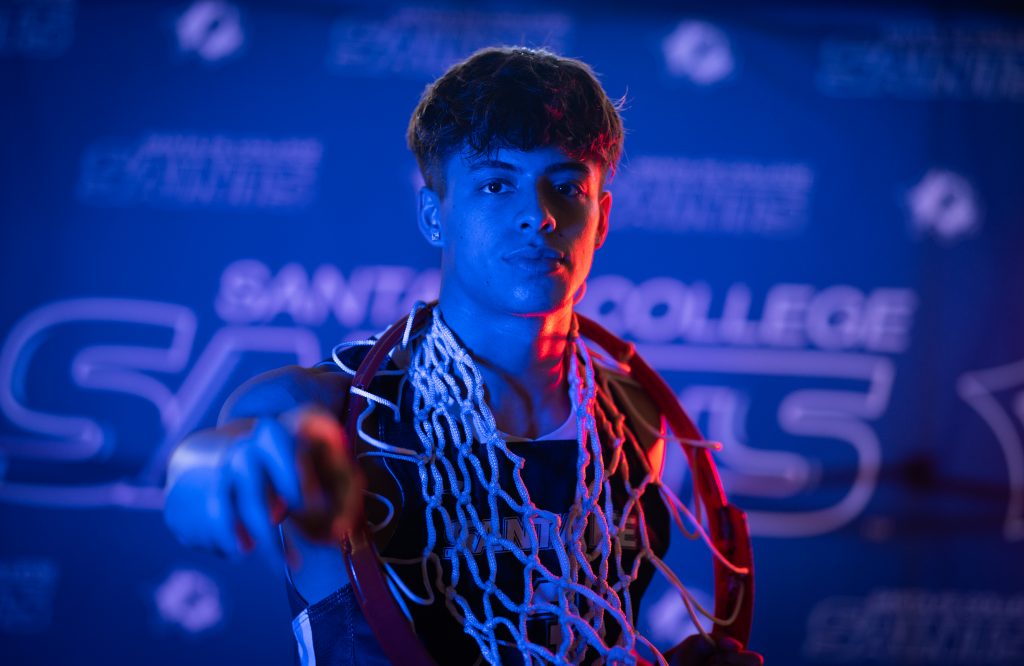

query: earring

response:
[430,231,440,241]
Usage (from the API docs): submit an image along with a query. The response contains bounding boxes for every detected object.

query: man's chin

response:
[502,290,574,317]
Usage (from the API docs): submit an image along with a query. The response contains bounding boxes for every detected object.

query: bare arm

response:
[163,365,356,565]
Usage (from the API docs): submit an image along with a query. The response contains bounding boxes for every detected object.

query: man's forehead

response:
[459,146,596,176]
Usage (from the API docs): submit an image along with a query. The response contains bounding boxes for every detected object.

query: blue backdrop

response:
[2,1,1023,664]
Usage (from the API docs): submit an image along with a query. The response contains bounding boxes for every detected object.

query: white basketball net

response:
[335,305,746,666]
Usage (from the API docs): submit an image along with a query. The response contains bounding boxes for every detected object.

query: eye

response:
[556,182,585,198]
[482,180,512,194]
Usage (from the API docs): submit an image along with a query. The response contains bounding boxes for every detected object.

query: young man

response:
[164,47,761,666]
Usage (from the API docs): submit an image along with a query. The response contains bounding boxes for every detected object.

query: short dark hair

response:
[407,46,625,198]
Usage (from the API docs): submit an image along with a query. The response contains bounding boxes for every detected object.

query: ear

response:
[418,186,444,248]
[595,189,612,249]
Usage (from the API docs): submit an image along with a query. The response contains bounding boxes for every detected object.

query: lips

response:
[504,246,565,262]
[503,246,566,274]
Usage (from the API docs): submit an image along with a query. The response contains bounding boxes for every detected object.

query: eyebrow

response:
[467,159,592,177]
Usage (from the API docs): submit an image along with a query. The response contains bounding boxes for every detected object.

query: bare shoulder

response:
[218,364,352,425]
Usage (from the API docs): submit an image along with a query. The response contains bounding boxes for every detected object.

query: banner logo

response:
[326,8,571,78]
[959,359,1024,541]
[0,0,75,59]
[0,559,58,633]
[215,259,441,332]
[0,263,438,510]
[804,589,1024,663]
[580,276,917,536]
[641,585,713,649]
[818,25,1024,102]
[77,134,323,210]
[175,1,244,63]
[611,157,814,237]
[906,169,982,243]
[154,569,223,633]
[662,21,735,85]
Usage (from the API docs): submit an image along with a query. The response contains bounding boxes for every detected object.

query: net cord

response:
[329,304,748,665]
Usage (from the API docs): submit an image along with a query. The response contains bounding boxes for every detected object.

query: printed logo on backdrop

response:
[579,277,918,536]
[214,260,440,334]
[153,569,223,634]
[0,0,76,59]
[611,156,814,237]
[959,359,1024,542]
[803,589,1024,663]
[174,1,245,64]
[0,559,59,633]
[76,134,323,210]
[817,24,1024,102]
[906,169,982,243]
[326,7,572,78]
[662,20,736,86]
[0,262,438,510]
[641,585,714,650]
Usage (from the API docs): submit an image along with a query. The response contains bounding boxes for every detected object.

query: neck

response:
[437,297,574,439]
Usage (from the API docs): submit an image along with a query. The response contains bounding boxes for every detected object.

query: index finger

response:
[250,417,303,513]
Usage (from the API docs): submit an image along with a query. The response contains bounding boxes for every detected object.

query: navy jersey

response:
[287,343,670,665]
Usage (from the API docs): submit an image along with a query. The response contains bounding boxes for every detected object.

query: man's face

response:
[421,144,611,318]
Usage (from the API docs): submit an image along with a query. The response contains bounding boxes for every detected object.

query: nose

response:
[518,186,556,234]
